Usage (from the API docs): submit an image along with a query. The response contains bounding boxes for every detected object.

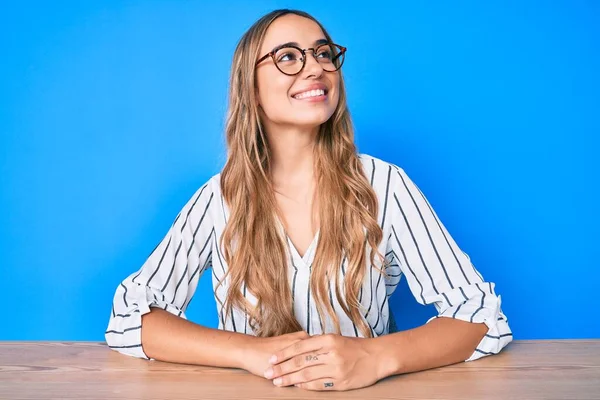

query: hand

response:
[263,333,381,391]
[240,330,310,377]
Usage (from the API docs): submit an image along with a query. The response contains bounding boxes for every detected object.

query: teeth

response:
[294,89,325,99]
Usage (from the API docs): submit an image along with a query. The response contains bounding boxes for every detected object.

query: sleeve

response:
[105,180,216,360]
[386,165,513,362]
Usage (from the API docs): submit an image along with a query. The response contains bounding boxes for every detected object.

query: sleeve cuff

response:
[136,285,189,361]
[106,285,188,361]
[426,292,513,361]
[136,284,188,320]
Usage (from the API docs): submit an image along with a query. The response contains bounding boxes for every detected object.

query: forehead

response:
[260,14,327,53]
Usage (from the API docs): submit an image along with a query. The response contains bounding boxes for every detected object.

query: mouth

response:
[291,88,328,101]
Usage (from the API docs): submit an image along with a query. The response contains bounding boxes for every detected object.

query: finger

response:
[270,335,327,365]
[266,352,328,379]
[272,365,333,387]
[289,330,308,339]
[295,378,339,391]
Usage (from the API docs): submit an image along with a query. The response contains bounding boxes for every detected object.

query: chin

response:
[296,111,335,127]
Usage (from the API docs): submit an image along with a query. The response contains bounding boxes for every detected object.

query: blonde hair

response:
[219,9,388,338]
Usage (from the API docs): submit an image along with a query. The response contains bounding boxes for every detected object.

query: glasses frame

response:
[255,42,347,76]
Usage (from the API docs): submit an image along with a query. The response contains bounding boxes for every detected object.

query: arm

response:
[380,165,512,372]
[105,177,310,372]
[142,309,309,372]
[264,319,486,390]
[105,179,223,362]
[257,165,513,391]
[369,316,488,379]
[139,307,252,368]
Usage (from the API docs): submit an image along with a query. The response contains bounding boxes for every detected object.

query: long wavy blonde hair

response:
[219,9,388,338]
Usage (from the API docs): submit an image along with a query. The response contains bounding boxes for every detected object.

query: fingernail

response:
[273,378,282,385]
[264,369,273,379]
[269,355,277,364]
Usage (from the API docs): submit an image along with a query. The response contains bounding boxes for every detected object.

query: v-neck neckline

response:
[275,216,320,266]
[287,230,320,266]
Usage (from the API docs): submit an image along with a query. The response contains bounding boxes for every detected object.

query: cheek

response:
[255,71,271,106]
[328,75,341,106]
[257,75,293,115]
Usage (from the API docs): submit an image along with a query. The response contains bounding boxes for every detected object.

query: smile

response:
[293,89,326,100]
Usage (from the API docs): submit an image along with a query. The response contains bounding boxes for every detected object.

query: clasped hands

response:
[262,332,381,391]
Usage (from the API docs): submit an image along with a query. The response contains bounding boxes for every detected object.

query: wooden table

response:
[0,340,598,399]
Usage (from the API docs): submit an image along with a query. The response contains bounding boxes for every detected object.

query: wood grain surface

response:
[0,340,599,399]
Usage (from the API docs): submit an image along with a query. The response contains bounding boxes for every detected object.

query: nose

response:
[302,49,324,77]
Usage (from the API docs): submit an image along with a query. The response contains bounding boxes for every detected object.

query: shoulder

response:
[181,173,222,212]
[357,153,407,181]
[207,172,222,191]
[190,173,222,197]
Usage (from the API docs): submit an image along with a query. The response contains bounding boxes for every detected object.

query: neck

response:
[266,124,319,188]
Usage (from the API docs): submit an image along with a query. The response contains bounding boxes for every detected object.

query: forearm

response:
[140,307,253,368]
[369,317,488,379]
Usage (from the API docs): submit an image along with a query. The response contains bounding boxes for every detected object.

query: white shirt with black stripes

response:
[105,153,513,361]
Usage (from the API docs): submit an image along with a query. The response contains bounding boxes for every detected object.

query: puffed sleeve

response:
[105,179,216,360]
[386,165,512,361]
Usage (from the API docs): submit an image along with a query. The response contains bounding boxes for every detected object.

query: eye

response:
[316,47,333,60]
[276,49,301,63]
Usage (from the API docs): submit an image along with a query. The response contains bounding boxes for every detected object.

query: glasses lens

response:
[315,43,345,72]
[274,47,304,75]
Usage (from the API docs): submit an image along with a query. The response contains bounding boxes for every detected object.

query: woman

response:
[106,9,512,391]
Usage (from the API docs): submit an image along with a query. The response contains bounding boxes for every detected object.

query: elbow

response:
[471,321,489,341]
[461,321,489,361]
[434,283,513,359]
[432,317,490,361]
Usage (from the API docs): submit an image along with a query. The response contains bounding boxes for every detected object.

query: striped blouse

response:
[106,153,513,361]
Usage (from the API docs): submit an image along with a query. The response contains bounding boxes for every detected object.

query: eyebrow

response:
[274,38,329,50]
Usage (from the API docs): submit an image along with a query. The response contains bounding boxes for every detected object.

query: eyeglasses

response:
[255,42,347,76]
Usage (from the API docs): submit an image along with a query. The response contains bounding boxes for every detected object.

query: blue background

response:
[1,1,597,341]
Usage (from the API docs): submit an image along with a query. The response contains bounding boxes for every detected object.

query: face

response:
[255,14,341,131]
